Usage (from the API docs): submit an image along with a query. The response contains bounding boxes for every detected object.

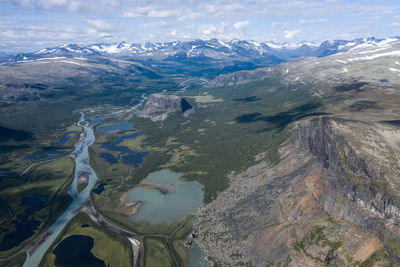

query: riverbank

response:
[23,111,101,266]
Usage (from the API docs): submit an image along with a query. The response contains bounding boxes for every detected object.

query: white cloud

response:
[284,30,300,39]
[271,22,289,28]
[299,19,328,25]
[84,19,112,32]
[141,21,168,28]
[10,0,400,19]
[198,24,218,35]
[12,0,126,13]
[196,21,250,40]
[122,5,182,19]
[233,21,249,30]
[177,12,202,21]
[3,0,400,51]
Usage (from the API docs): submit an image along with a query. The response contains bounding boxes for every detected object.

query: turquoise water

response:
[187,242,211,267]
[124,169,204,226]
[23,112,100,267]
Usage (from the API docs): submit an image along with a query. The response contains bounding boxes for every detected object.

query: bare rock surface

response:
[138,93,194,121]
[194,117,399,266]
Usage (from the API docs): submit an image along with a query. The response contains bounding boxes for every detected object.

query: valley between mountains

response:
[0,37,399,266]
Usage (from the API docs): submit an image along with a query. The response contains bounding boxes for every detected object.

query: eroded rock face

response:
[138,93,193,121]
[295,117,400,263]
[194,117,400,266]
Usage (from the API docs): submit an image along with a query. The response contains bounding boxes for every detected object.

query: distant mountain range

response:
[8,36,400,63]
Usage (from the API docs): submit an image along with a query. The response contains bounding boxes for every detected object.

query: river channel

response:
[23,111,100,267]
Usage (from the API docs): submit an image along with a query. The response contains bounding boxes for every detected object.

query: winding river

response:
[21,93,210,266]
[23,111,100,267]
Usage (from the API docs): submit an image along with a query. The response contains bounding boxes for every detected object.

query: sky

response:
[0,0,400,52]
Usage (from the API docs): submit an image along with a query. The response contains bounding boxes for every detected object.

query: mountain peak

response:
[6,36,400,64]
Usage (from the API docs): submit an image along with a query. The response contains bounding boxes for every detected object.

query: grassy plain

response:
[143,237,173,267]
[170,215,195,266]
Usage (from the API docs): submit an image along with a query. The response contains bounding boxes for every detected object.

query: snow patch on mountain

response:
[348,50,400,62]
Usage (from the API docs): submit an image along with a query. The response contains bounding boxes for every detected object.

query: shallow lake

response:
[124,169,204,226]
[187,242,211,267]
[99,152,118,164]
[97,121,133,133]
[100,132,146,168]
[22,149,63,161]
[54,136,71,145]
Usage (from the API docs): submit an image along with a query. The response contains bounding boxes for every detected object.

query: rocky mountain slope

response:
[3,36,398,105]
[12,36,397,60]
[138,93,194,121]
[0,57,160,103]
[194,38,400,266]
[206,37,400,89]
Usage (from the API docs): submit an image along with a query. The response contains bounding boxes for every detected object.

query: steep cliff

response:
[294,117,400,264]
[138,93,194,121]
[194,116,400,266]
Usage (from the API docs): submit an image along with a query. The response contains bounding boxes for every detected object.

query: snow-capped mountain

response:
[90,36,400,59]
[9,36,400,63]
[34,44,100,57]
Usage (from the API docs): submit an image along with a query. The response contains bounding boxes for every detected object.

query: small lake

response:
[0,195,47,251]
[52,235,105,267]
[97,121,133,133]
[93,183,107,195]
[100,132,147,168]
[54,136,71,145]
[53,131,80,145]
[0,214,41,252]
[124,169,204,226]
[99,152,118,164]
[21,149,63,161]
[100,133,141,153]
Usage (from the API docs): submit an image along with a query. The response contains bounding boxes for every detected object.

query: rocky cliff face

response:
[138,93,193,121]
[194,39,400,266]
[194,116,400,266]
[294,117,400,263]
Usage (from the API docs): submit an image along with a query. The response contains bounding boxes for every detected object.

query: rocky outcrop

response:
[194,116,400,266]
[138,93,194,121]
[294,117,400,263]
[205,67,278,88]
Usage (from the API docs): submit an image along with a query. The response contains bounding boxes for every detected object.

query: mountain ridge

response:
[6,36,400,63]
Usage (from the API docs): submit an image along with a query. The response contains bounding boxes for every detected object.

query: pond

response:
[52,235,105,267]
[123,169,204,226]
[100,133,141,153]
[93,183,107,195]
[97,121,133,133]
[120,152,147,168]
[54,136,71,145]
[53,131,80,145]
[21,149,63,161]
[100,132,147,168]
[0,213,41,252]
[99,152,118,164]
